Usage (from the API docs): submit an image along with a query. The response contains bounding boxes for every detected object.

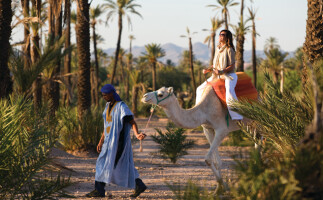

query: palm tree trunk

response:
[92,23,99,105]
[126,41,132,100]
[189,37,196,99]
[224,13,228,29]
[131,85,139,116]
[111,11,123,84]
[50,9,62,114]
[77,0,91,119]
[63,0,71,106]
[0,0,13,98]
[210,32,215,66]
[303,0,323,63]
[23,0,31,70]
[240,0,244,22]
[280,64,284,93]
[152,62,156,91]
[236,33,245,72]
[31,0,42,109]
[251,21,257,88]
[303,0,323,135]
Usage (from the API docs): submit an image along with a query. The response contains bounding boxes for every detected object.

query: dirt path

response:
[52,118,248,199]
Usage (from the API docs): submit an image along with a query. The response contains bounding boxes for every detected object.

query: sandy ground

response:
[51,117,249,200]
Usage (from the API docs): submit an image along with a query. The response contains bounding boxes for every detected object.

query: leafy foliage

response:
[232,73,313,155]
[230,71,323,199]
[0,96,70,199]
[9,37,67,96]
[57,104,104,151]
[151,123,194,163]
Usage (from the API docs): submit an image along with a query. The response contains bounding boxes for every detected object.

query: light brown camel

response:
[141,86,246,191]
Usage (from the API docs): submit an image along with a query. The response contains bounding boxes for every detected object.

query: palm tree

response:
[262,47,288,83]
[76,0,91,119]
[207,0,239,30]
[104,0,142,84]
[234,17,250,72]
[126,34,135,99]
[90,5,104,105]
[202,17,223,65]
[63,0,72,106]
[264,37,279,52]
[22,0,31,70]
[0,0,13,98]
[129,69,144,116]
[303,0,323,63]
[143,43,165,91]
[303,0,323,134]
[180,27,197,99]
[30,0,42,108]
[248,7,258,87]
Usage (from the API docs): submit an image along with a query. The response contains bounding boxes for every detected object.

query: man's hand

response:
[97,141,103,153]
[136,132,147,140]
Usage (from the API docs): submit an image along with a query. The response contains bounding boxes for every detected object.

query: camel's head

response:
[141,87,174,106]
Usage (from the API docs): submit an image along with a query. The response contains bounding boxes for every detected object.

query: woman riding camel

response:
[196,29,243,120]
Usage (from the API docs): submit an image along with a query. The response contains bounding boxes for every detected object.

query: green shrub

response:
[0,96,70,199]
[151,123,194,163]
[57,104,104,151]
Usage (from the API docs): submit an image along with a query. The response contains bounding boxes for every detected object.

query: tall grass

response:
[0,96,70,199]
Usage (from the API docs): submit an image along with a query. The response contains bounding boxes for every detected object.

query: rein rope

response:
[139,91,173,152]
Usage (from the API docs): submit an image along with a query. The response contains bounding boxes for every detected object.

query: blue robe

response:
[95,101,139,189]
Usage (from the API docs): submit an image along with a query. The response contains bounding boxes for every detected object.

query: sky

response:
[11,0,307,52]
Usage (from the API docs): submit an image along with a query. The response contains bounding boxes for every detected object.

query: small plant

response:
[151,123,194,163]
[0,96,71,199]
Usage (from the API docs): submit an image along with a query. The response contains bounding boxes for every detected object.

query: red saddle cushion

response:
[208,72,258,105]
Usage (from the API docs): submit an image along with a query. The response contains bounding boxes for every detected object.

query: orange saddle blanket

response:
[208,72,258,105]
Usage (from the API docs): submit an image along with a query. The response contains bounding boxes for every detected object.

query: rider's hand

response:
[203,69,209,74]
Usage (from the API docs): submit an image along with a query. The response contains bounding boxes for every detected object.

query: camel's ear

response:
[168,87,173,94]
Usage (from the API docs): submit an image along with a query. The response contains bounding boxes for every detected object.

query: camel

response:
[141,85,247,191]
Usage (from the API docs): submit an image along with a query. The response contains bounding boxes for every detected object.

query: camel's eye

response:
[158,93,163,97]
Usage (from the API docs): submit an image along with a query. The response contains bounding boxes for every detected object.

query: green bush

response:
[57,104,104,151]
[0,96,70,199]
[151,123,194,163]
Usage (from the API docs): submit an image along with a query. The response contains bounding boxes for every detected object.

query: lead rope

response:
[139,104,157,152]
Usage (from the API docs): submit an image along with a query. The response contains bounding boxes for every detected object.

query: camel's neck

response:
[160,95,209,129]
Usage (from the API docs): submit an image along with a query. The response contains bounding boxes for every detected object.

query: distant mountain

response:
[103,42,294,65]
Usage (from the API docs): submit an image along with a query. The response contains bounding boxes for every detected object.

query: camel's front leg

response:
[205,129,229,192]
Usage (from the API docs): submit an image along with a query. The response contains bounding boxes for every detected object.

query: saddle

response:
[207,72,258,106]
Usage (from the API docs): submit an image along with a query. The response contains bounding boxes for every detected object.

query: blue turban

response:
[101,84,122,101]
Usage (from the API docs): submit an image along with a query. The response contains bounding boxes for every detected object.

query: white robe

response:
[196,45,243,120]
[95,101,139,188]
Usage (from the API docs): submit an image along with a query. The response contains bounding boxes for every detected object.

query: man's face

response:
[102,92,114,102]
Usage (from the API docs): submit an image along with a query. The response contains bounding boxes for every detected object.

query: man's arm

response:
[129,119,146,140]
[97,131,105,153]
